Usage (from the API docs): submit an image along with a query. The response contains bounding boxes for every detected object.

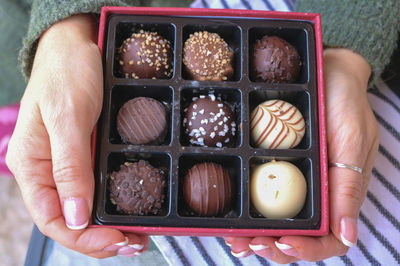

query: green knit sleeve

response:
[296,0,400,86]
[19,0,140,80]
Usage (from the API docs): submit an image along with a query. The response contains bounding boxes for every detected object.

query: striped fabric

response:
[151,0,400,265]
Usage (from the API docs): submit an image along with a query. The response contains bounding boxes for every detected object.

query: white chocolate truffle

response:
[250,99,305,149]
[250,160,307,218]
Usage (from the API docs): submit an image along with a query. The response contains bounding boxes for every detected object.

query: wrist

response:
[323,48,371,92]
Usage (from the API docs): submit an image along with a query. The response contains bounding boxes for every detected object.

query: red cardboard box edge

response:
[91,6,329,237]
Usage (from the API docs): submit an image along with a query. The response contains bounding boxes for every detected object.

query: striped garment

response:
[151,0,400,265]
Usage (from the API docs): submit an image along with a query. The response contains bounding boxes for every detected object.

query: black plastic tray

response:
[93,14,321,230]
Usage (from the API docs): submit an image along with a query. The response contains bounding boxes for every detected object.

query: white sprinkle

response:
[192,112,197,116]
[210,118,215,123]
[218,121,223,126]
[198,137,204,143]
[213,184,216,188]
[139,179,144,185]
[224,124,229,131]
[210,132,216,138]
[214,126,218,131]
[199,109,205,114]
[210,112,215,116]
[224,138,230,143]
[183,118,187,124]
[231,122,236,127]
[216,142,222,148]
[218,104,224,108]
[201,119,208,125]
[200,95,205,98]
[218,131,226,136]
[216,113,222,118]
[184,108,188,112]
[192,97,198,101]
[223,117,228,123]
[193,104,197,109]
[189,121,192,126]
[209,94,216,101]
[206,50,212,56]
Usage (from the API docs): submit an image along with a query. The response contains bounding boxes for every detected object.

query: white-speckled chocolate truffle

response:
[250,160,307,219]
[250,99,305,149]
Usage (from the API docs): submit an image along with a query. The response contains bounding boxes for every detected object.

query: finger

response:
[117,234,149,257]
[329,166,363,247]
[224,237,254,258]
[249,237,298,264]
[273,234,348,262]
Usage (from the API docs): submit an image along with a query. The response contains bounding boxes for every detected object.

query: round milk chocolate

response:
[251,160,306,218]
[118,31,173,79]
[110,160,166,215]
[183,95,236,147]
[250,99,305,149]
[117,97,167,145]
[183,31,234,81]
[251,35,300,83]
[183,162,232,216]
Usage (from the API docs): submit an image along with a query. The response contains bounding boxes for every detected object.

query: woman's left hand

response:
[224,48,379,263]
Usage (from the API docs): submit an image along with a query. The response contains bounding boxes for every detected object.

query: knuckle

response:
[337,177,363,203]
[52,160,85,186]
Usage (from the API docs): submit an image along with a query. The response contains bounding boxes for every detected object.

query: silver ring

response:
[329,162,363,175]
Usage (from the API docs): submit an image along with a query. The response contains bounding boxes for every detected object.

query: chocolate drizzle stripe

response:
[119,110,142,143]
[263,99,280,108]
[250,106,263,131]
[271,121,289,149]
[269,119,285,148]
[126,103,150,142]
[256,111,277,146]
[136,99,161,138]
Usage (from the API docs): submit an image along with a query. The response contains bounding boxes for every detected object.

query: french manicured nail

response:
[275,241,299,257]
[122,251,142,257]
[104,237,129,251]
[341,216,357,247]
[118,246,142,256]
[249,244,274,258]
[225,241,231,247]
[128,243,144,251]
[231,250,249,258]
[63,198,89,230]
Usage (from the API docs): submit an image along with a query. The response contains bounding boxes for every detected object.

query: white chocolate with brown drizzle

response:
[251,160,307,219]
[250,99,305,149]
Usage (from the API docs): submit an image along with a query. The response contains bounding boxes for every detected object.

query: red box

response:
[91,6,328,237]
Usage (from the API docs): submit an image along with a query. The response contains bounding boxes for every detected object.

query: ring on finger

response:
[329,162,363,175]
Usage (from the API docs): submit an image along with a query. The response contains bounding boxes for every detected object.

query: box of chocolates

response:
[91,7,328,236]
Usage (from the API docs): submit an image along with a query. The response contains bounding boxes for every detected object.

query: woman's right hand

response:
[6,14,148,258]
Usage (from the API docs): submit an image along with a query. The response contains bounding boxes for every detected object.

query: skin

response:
[6,14,148,258]
[6,14,379,260]
[226,48,380,263]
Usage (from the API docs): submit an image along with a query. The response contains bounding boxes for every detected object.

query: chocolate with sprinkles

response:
[183,94,236,147]
[183,31,234,81]
[118,30,173,79]
[109,160,166,215]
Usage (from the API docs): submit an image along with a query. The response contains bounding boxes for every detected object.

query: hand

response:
[6,14,148,258]
[224,48,379,263]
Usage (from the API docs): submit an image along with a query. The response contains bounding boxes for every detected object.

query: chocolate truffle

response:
[183,95,236,147]
[118,31,173,79]
[183,162,232,216]
[251,160,307,219]
[251,35,300,83]
[117,97,167,145]
[183,31,234,81]
[250,99,305,149]
[110,160,166,215]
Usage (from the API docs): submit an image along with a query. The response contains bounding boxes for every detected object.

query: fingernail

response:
[104,237,129,251]
[118,246,138,256]
[340,217,357,247]
[275,241,299,257]
[122,251,142,257]
[128,243,144,251]
[63,198,89,230]
[225,241,231,247]
[231,250,249,258]
[249,244,274,258]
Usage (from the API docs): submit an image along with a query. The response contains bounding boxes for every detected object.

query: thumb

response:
[329,166,364,247]
[48,117,94,230]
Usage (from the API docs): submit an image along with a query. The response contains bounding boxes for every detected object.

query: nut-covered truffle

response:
[251,35,300,83]
[250,99,305,149]
[117,97,168,145]
[183,95,236,147]
[110,160,166,215]
[118,31,173,79]
[251,160,306,218]
[183,162,232,216]
[183,31,234,81]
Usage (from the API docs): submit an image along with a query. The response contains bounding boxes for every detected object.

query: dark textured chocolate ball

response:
[183,95,236,147]
[251,35,301,83]
[183,31,234,81]
[118,31,173,79]
[110,160,166,215]
[117,97,167,145]
[183,162,232,216]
